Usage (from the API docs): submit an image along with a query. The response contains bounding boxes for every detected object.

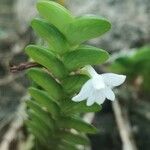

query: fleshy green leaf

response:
[57,131,90,145]
[27,101,55,130]
[27,110,52,133]
[27,121,56,148]
[62,99,101,115]
[62,45,109,71]
[37,1,74,34]
[59,117,97,134]
[71,101,101,114]
[29,87,60,118]
[25,45,68,78]
[65,15,111,44]
[27,121,49,144]
[31,18,69,54]
[27,68,64,101]
[62,74,89,94]
[59,141,78,150]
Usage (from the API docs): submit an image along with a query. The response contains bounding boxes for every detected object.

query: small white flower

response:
[72,65,126,106]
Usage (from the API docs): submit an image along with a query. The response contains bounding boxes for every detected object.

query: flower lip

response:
[92,75,106,90]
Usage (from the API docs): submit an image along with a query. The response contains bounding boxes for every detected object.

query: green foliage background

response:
[109,46,150,91]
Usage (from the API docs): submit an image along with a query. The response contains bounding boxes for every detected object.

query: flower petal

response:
[95,91,106,105]
[86,89,100,106]
[72,79,92,102]
[101,73,126,87]
[104,88,115,101]
[86,96,95,106]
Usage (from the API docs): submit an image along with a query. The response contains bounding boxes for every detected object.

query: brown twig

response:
[9,62,41,73]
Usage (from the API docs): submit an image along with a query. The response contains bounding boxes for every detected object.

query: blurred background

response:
[0,0,150,149]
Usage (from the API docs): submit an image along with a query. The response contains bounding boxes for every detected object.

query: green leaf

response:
[37,1,74,34]
[116,57,134,67]
[29,87,60,118]
[31,18,69,54]
[61,99,101,115]
[27,68,64,101]
[62,45,109,71]
[27,121,56,148]
[37,1,111,45]
[108,62,128,74]
[62,74,89,94]
[27,110,52,134]
[59,117,97,134]
[27,121,49,145]
[59,141,78,150]
[71,101,101,114]
[57,131,90,145]
[65,15,111,44]
[25,45,68,78]
[27,101,55,130]
[132,46,150,63]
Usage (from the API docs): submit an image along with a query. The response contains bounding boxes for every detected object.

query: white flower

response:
[72,65,126,106]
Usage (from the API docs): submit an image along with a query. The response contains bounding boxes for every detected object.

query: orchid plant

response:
[25,1,126,150]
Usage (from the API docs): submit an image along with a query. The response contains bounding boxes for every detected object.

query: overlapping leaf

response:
[29,87,60,118]
[27,68,64,101]
[62,45,109,71]
[31,18,69,54]
[62,74,89,94]
[61,99,101,115]
[27,101,55,130]
[65,15,111,44]
[37,1,111,45]
[25,45,68,78]
[57,131,90,145]
[37,1,74,33]
[59,117,97,134]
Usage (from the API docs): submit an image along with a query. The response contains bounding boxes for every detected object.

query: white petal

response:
[86,89,98,106]
[92,75,105,90]
[104,88,115,101]
[95,91,106,105]
[101,73,126,87]
[72,79,92,102]
[86,96,95,106]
